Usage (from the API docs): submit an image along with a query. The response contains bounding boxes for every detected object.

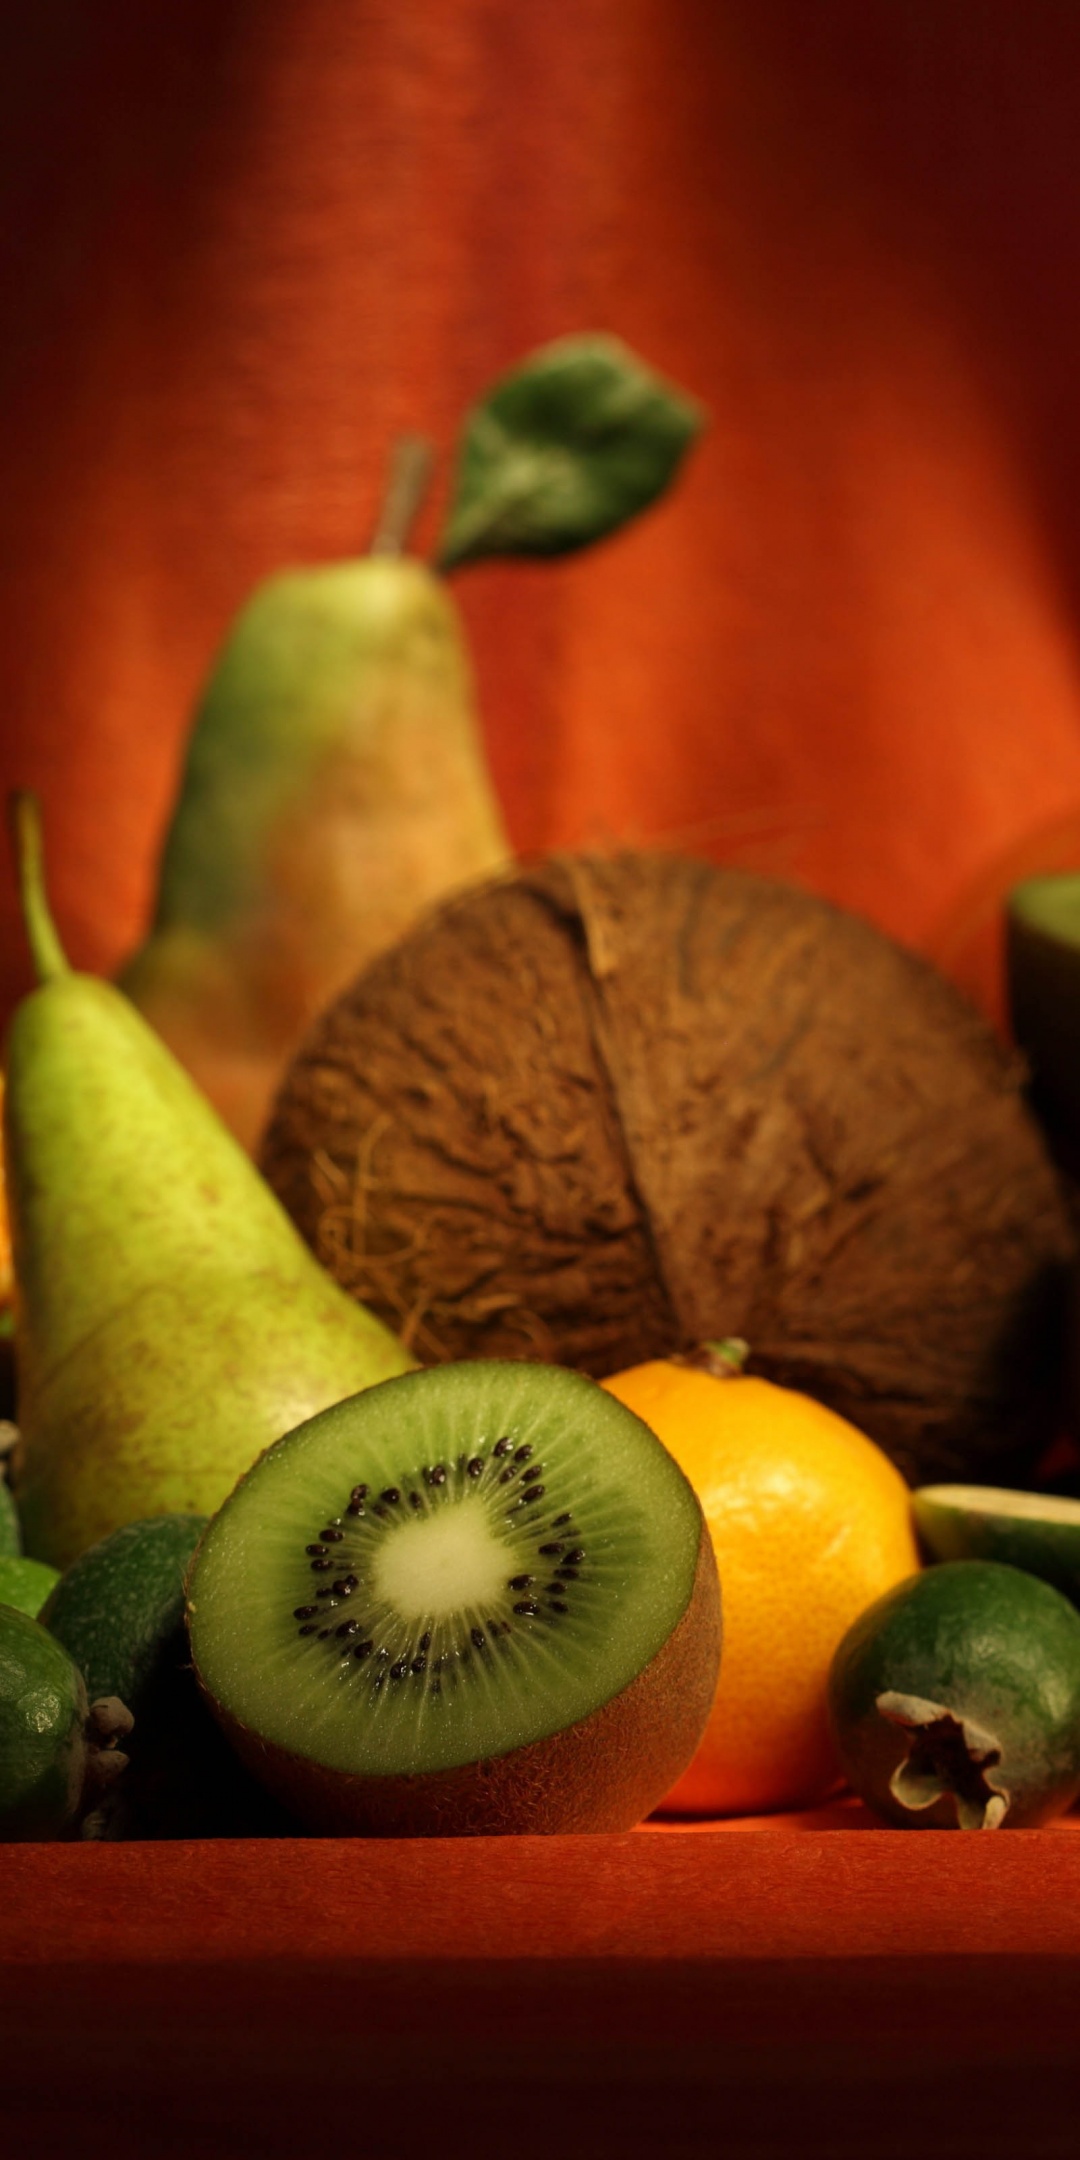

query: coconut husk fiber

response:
[260,851,1075,1486]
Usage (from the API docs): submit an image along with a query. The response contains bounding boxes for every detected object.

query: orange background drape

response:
[3,1,1080,1029]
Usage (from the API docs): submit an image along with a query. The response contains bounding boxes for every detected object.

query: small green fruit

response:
[0,1475,20,1557]
[41,1514,207,1707]
[0,1603,89,1839]
[828,1560,1080,1829]
[0,1555,60,1617]
[41,1512,301,1838]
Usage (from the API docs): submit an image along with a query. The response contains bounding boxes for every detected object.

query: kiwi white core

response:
[188,1361,707,1780]
[372,1505,510,1620]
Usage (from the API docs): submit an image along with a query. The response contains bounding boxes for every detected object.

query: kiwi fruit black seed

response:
[187,1361,721,1835]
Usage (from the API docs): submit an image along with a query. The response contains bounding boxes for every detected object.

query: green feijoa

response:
[0,1555,59,1618]
[913,1484,1080,1606]
[40,1511,300,1839]
[0,1476,21,1558]
[40,1513,207,1711]
[0,1602,88,1839]
[828,1560,1080,1830]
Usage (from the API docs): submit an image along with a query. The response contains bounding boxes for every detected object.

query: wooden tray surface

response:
[4,1816,1080,2160]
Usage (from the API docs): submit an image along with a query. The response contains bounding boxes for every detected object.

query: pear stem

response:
[368,435,435,556]
[9,790,71,983]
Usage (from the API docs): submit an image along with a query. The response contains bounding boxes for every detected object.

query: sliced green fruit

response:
[188,1361,721,1835]
[828,1560,1080,1829]
[41,1513,300,1838]
[913,1483,1080,1605]
[0,1555,59,1618]
[0,1602,89,1838]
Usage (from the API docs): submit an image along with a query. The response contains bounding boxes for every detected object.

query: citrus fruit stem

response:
[670,1339,750,1379]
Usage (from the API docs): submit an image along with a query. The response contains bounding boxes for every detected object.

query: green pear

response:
[119,443,511,1152]
[6,794,415,1570]
[119,340,704,1154]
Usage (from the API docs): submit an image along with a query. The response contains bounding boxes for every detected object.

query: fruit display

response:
[5,334,1080,1849]
[186,1362,721,1835]
[602,1346,920,1814]
[828,1561,1080,1829]
[260,847,1072,1488]
[120,337,703,1149]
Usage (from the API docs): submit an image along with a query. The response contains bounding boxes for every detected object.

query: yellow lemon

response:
[602,1353,920,1815]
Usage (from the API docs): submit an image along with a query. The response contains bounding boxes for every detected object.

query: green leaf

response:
[436,333,706,571]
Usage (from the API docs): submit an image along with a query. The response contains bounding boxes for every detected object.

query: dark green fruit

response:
[0,1603,131,1839]
[0,1603,86,1836]
[41,1513,208,1708]
[0,1475,22,1557]
[42,1513,300,1838]
[188,1361,721,1835]
[0,1555,59,1617]
[828,1560,1080,1829]
[913,1484,1080,1606]
[1006,872,1080,1160]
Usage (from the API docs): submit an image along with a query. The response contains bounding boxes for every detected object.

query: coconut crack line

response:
[540,858,686,1344]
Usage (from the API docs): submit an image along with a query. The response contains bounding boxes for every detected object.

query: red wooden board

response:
[4,1819,1080,2160]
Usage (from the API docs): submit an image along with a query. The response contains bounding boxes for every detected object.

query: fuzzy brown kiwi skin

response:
[193,1521,721,1837]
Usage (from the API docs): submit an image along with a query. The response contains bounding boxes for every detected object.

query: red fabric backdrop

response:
[2,1,1080,1029]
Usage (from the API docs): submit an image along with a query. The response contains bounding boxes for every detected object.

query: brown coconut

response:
[259,851,1075,1485]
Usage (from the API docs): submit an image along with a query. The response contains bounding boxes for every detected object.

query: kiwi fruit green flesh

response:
[188,1361,721,1835]
[42,1513,302,1839]
[828,1559,1080,1828]
[0,1555,60,1617]
[0,1602,89,1838]
[913,1483,1080,1606]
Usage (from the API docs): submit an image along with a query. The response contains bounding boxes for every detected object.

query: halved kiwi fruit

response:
[187,1361,721,1834]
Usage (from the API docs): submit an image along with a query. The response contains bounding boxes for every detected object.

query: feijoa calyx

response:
[187,1361,721,1834]
[0,1602,132,1840]
[828,1560,1080,1829]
